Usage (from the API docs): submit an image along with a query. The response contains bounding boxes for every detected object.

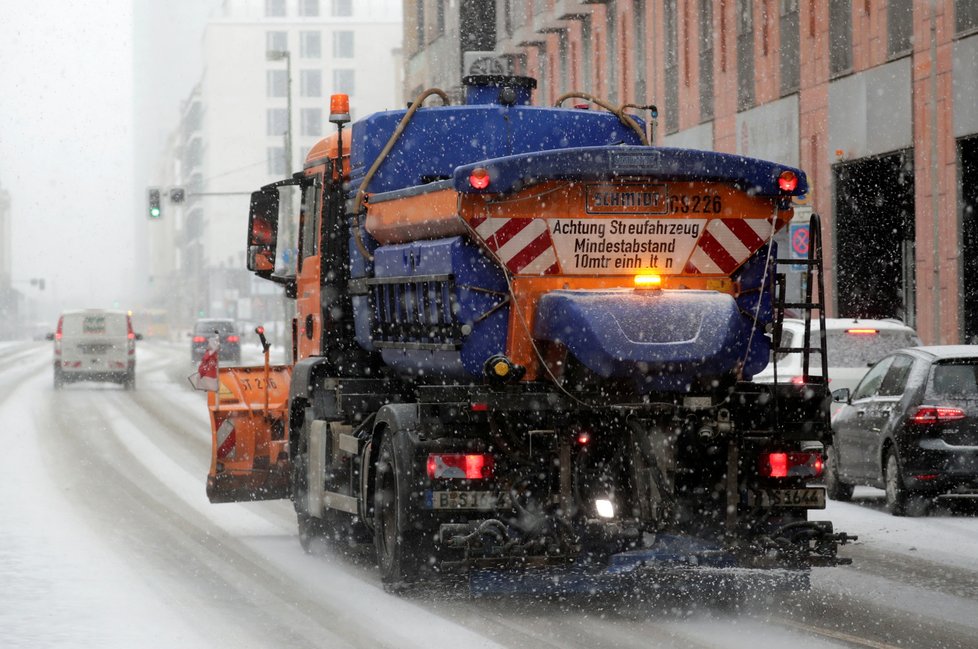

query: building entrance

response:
[960,136,978,342]
[834,150,915,322]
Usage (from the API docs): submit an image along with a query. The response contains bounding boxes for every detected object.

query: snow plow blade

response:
[206,364,292,503]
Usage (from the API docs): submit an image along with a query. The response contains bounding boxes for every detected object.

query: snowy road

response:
[2,341,977,649]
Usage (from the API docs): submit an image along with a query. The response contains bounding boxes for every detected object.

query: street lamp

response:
[266,49,295,355]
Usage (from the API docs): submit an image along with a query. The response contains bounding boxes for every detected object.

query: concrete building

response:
[153,0,403,338]
[403,0,978,345]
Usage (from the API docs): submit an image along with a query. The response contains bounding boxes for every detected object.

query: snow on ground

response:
[0,373,209,649]
[812,487,978,573]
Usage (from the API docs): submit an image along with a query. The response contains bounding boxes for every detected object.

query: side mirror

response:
[247,188,280,274]
[831,387,851,403]
[135,333,144,341]
[45,333,54,341]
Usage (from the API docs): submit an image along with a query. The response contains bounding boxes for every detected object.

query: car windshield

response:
[825,330,918,368]
[195,321,236,335]
[927,361,978,398]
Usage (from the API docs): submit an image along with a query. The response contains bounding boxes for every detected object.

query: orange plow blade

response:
[206,364,292,503]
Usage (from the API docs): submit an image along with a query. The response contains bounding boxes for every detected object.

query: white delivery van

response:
[50,309,141,390]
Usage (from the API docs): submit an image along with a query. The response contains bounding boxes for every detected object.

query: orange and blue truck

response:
[205,75,852,594]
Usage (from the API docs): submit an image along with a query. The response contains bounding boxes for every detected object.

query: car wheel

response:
[825,445,854,501]
[124,370,136,391]
[54,367,64,390]
[884,449,911,516]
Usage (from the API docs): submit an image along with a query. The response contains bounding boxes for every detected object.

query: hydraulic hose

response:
[554,92,649,146]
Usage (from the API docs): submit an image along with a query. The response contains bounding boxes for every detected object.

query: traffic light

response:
[148,187,162,219]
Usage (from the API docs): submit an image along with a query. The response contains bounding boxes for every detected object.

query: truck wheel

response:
[824,446,854,501]
[884,449,910,516]
[373,430,422,590]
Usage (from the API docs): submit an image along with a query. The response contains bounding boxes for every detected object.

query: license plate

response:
[752,488,826,509]
[427,491,507,510]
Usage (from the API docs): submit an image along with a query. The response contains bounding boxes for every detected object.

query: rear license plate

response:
[752,487,826,509]
[426,491,507,510]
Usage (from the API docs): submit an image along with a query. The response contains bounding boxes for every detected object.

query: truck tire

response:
[824,445,854,501]
[373,430,423,590]
[291,417,329,553]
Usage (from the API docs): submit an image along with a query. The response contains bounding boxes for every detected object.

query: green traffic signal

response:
[148,187,162,219]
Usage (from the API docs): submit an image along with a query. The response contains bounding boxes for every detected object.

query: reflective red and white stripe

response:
[470,216,559,275]
[215,418,236,461]
[683,218,775,275]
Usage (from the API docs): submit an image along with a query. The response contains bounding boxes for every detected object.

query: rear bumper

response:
[904,438,978,491]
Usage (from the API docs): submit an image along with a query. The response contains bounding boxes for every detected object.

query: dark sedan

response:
[827,345,978,515]
[190,319,241,364]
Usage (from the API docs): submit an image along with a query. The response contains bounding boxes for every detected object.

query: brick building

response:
[403,1,978,344]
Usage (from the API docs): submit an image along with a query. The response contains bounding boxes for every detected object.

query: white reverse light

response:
[595,498,615,519]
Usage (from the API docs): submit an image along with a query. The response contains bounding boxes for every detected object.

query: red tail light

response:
[427,453,494,480]
[468,167,490,189]
[193,336,207,343]
[227,335,240,343]
[778,170,798,192]
[54,317,63,354]
[759,451,823,478]
[910,406,966,425]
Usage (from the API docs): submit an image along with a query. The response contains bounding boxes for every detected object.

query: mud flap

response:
[206,364,293,503]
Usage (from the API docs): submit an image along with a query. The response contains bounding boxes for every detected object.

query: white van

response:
[49,309,141,390]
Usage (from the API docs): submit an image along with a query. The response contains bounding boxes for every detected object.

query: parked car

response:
[827,345,978,515]
[48,309,141,390]
[190,318,240,363]
[753,318,921,392]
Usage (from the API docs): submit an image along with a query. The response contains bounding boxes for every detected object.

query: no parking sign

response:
[788,222,810,271]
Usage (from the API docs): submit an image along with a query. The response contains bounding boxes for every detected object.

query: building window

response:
[266,31,287,55]
[607,2,618,104]
[957,0,978,34]
[780,0,800,94]
[888,0,913,56]
[503,0,514,39]
[736,0,755,111]
[558,30,570,96]
[333,69,355,94]
[415,0,425,51]
[537,44,549,106]
[664,0,679,133]
[267,108,288,136]
[437,0,446,36]
[300,31,321,58]
[332,0,352,17]
[633,0,647,104]
[267,147,286,175]
[581,16,593,89]
[699,0,713,120]
[333,30,354,58]
[300,69,322,97]
[299,0,319,17]
[265,0,286,17]
[829,0,852,76]
[301,108,322,136]
[266,70,287,98]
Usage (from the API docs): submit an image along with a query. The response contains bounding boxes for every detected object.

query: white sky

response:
[0,0,134,314]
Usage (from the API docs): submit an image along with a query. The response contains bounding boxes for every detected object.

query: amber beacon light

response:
[329,93,351,124]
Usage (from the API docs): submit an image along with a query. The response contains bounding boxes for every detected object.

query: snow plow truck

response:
[205,74,852,595]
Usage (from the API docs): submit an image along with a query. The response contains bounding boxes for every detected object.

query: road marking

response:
[775,617,904,649]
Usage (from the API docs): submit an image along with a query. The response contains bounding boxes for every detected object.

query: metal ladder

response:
[771,212,830,392]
